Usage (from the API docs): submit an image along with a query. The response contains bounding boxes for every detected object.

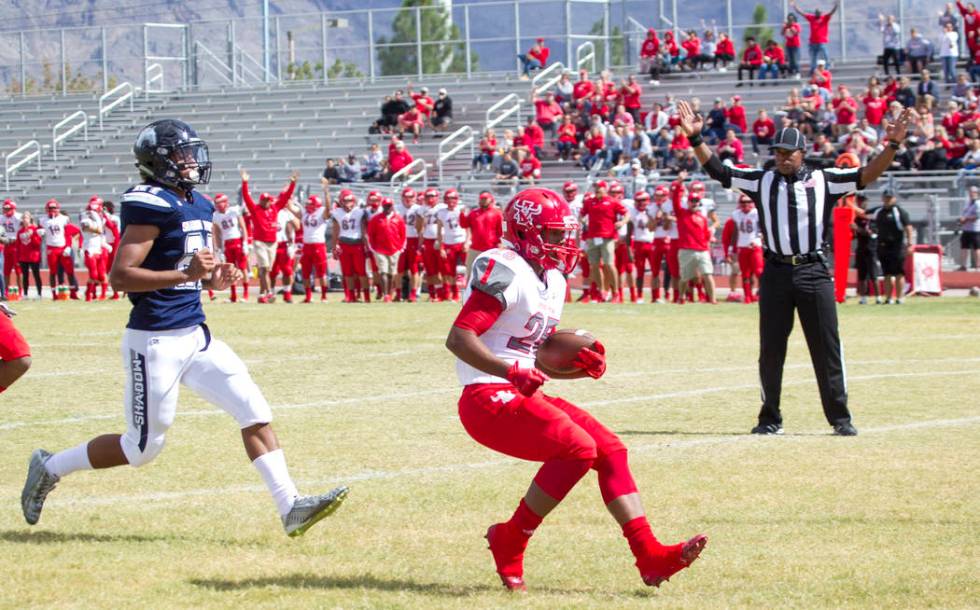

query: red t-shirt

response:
[461,206,503,251]
[534,99,563,124]
[558,123,578,143]
[367,211,407,256]
[863,96,887,126]
[742,45,763,66]
[480,137,497,154]
[811,68,832,91]
[716,38,735,56]
[582,196,628,239]
[718,137,744,162]
[765,46,785,64]
[519,155,541,178]
[529,46,550,66]
[673,199,711,251]
[242,179,295,243]
[942,111,963,134]
[783,22,802,48]
[525,123,545,148]
[573,80,596,101]
[670,133,691,150]
[16,226,42,263]
[833,96,858,125]
[804,13,833,44]
[682,38,701,58]
[389,149,414,174]
[586,135,605,154]
[411,94,434,116]
[621,84,642,109]
[753,118,776,139]
[727,105,748,133]
[641,37,660,58]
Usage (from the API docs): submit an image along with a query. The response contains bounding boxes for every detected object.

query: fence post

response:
[514,1,522,73]
[275,16,282,81]
[263,0,270,82]
[101,27,108,92]
[19,32,25,96]
[840,0,846,62]
[565,0,573,68]
[416,5,423,79]
[727,0,734,42]
[464,5,472,78]
[142,24,149,94]
[60,29,67,96]
[672,0,679,39]
[228,20,236,85]
[897,0,905,46]
[603,1,611,69]
[321,12,329,83]
[368,10,376,82]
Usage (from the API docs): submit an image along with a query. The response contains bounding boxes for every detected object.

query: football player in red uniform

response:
[419,187,446,302]
[212,193,251,302]
[446,188,707,591]
[330,189,369,302]
[609,181,637,303]
[294,194,331,303]
[0,302,30,393]
[731,194,764,303]
[395,187,422,302]
[436,188,468,301]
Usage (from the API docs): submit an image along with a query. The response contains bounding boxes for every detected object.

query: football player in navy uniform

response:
[21,120,348,535]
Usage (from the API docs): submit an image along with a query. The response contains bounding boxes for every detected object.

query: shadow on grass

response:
[191,573,500,597]
[0,529,180,545]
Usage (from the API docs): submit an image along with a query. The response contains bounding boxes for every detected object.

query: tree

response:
[376,0,478,76]
[326,59,364,79]
[587,21,625,68]
[743,4,775,46]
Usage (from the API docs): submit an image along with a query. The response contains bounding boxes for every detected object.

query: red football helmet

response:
[214,193,229,212]
[45,199,60,217]
[259,192,274,204]
[88,196,103,213]
[608,181,625,197]
[381,196,395,209]
[562,180,579,197]
[423,187,440,205]
[478,191,495,207]
[653,184,669,201]
[307,195,323,213]
[444,188,460,209]
[338,189,356,209]
[2,198,15,214]
[738,194,755,210]
[689,180,705,194]
[503,188,580,274]
[401,187,417,204]
[367,190,382,209]
[634,191,651,210]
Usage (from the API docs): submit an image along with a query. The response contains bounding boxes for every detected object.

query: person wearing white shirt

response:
[940,22,960,84]
[958,186,980,270]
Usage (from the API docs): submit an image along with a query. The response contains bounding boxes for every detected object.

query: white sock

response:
[45,442,93,478]
[252,449,298,516]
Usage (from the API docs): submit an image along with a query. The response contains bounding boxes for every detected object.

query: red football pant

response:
[632,241,656,280]
[614,242,634,274]
[0,313,30,361]
[441,243,465,276]
[84,251,106,282]
[399,237,421,274]
[421,239,442,277]
[3,247,19,280]
[338,242,366,277]
[223,238,248,271]
[300,243,328,278]
[270,243,294,277]
[737,246,763,279]
[103,247,116,275]
[459,384,636,503]
[666,241,681,277]
[46,247,69,283]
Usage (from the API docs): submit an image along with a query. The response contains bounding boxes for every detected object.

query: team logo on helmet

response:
[511,199,543,229]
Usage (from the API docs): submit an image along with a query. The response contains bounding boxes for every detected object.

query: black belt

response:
[763,250,826,266]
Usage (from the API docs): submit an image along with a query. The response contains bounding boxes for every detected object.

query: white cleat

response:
[21,449,59,525]
[282,486,349,537]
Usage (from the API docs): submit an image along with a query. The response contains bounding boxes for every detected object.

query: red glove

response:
[573,340,606,379]
[506,361,549,397]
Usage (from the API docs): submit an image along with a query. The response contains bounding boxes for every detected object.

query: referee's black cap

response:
[770,127,807,151]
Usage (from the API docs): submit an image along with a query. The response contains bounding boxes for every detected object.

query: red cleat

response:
[485,524,528,592]
[283,292,293,303]
[408,292,417,303]
[610,294,623,304]
[637,534,708,588]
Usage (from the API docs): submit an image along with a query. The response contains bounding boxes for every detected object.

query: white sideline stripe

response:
[607,357,980,380]
[1,369,973,433]
[31,415,980,509]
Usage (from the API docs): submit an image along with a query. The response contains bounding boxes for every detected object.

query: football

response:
[535,328,598,375]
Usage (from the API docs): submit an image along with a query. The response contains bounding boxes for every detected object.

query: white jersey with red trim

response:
[103,212,120,247]
[616,199,636,239]
[437,207,467,245]
[630,207,656,243]
[732,208,763,248]
[41,215,69,248]
[397,203,422,238]
[0,212,21,245]
[331,207,367,241]
[456,248,566,386]
[80,210,104,254]
[213,207,244,241]
[301,209,329,244]
[660,200,679,239]
[421,203,446,240]
[275,209,294,244]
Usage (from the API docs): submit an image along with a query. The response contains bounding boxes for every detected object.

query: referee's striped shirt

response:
[709,164,862,256]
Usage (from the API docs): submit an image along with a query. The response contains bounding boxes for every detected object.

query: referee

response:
[676,100,912,436]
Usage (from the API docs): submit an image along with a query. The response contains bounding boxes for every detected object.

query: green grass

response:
[1,298,978,609]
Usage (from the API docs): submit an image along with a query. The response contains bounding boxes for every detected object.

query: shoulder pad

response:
[470,250,520,307]
[122,185,176,210]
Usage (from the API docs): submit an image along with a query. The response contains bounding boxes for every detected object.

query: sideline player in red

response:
[212,193,251,302]
[395,187,422,302]
[101,201,121,300]
[649,185,671,303]
[610,182,637,303]
[721,214,741,302]
[365,191,385,300]
[269,198,300,303]
[461,191,503,276]
[241,169,298,304]
[81,197,107,301]
[2,199,23,298]
[419,187,446,302]
[367,196,407,302]
[294,194,331,303]
[731,194,764,303]
[436,188,468,302]
[0,302,30,393]
[630,191,656,303]
[445,188,706,591]
[41,200,71,299]
[330,189,369,303]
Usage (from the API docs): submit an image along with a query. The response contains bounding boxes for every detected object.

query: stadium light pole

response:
[263,0,270,83]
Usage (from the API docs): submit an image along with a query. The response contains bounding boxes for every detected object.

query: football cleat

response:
[282,486,349,537]
[638,534,708,587]
[21,449,59,525]
[485,524,529,592]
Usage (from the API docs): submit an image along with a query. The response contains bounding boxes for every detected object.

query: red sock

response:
[305,286,313,301]
[617,288,624,301]
[321,284,328,298]
[427,283,435,299]
[441,284,450,300]
[100,282,107,298]
[363,287,371,302]
[208,289,215,299]
[243,282,249,299]
[230,285,237,302]
[622,516,665,562]
[652,287,661,300]
[565,284,572,302]
[507,499,544,539]
[451,284,459,300]
[629,286,637,301]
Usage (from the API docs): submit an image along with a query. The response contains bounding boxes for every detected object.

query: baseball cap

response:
[594,179,608,189]
[970,185,979,193]
[882,187,897,198]
[770,127,807,151]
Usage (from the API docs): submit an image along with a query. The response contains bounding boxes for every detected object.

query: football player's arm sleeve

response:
[277,180,297,211]
[447,290,511,380]
[241,180,256,213]
[468,256,517,308]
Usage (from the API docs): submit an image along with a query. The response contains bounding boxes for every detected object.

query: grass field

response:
[1,297,978,609]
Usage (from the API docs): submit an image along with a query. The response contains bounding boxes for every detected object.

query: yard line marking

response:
[1,369,972,432]
[16,415,980,509]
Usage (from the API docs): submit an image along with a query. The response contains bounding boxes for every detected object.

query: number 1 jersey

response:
[456,248,566,386]
[120,182,214,331]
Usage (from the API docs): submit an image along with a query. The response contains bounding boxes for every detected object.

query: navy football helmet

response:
[133,119,211,191]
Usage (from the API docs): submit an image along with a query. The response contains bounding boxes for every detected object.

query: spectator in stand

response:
[940,22,961,83]
[940,3,961,33]
[905,28,934,74]
[727,95,748,133]
[322,158,342,185]
[366,197,406,302]
[581,126,606,169]
[918,70,940,107]
[717,129,744,163]
[878,14,902,76]
[952,73,975,101]
[241,168,298,304]
[556,115,578,161]
[782,14,803,77]
[640,28,662,83]
[715,32,736,71]
[380,90,410,132]
[791,0,838,75]
[473,128,497,171]
[874,189,914,304]
[651,127,673,168]
[895,76,917,107]
[619,75,643,123]
[603,125,626,168]
[461,191,503,273]
[408,84,434,125]
[751,109,776,154]
[573,69,596,111]
[957,1,980,59]
[362,143,384,181]
[516,149,542,185]
[523,118,545,159]
[759,40,787,82]
[644,101,669,138]
[554,71,574,105]
[343,154,362,183]
[518,38,549,80]
[388,137,414,178]
[864,87,888,127]
[832,86,859,137]
[494,150,519,184]
[663,30,681,68]
[670,148,699,175]
[432,88,453,132]
[810,59,833,102]
[532,89,563,139]
[680,30,702,71]
[957,185,980,270]
[16,212,42,299]
[961,136,980,168]
[398,105,424,143]
[704,98,729,143]
[613,104,634,127]
[698,27,718,70]
[737,37,764,86]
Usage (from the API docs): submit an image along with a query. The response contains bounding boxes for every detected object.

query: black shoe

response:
[751,423,783,435]
[832,422,858,436]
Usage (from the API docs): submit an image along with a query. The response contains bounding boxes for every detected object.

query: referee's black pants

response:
[757,259,851,427]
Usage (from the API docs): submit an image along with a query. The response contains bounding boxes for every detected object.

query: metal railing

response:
[4,141,42,190]
[145,63,164,95]
[98,82,134,129]
[437,125,474,183]
[52,111,89,162]
[486,93,522,133]
[389,158,427,188]
[575,41,595,73]
[236,47,273,85]
[194,41,234,86]
[531,61,565,96]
